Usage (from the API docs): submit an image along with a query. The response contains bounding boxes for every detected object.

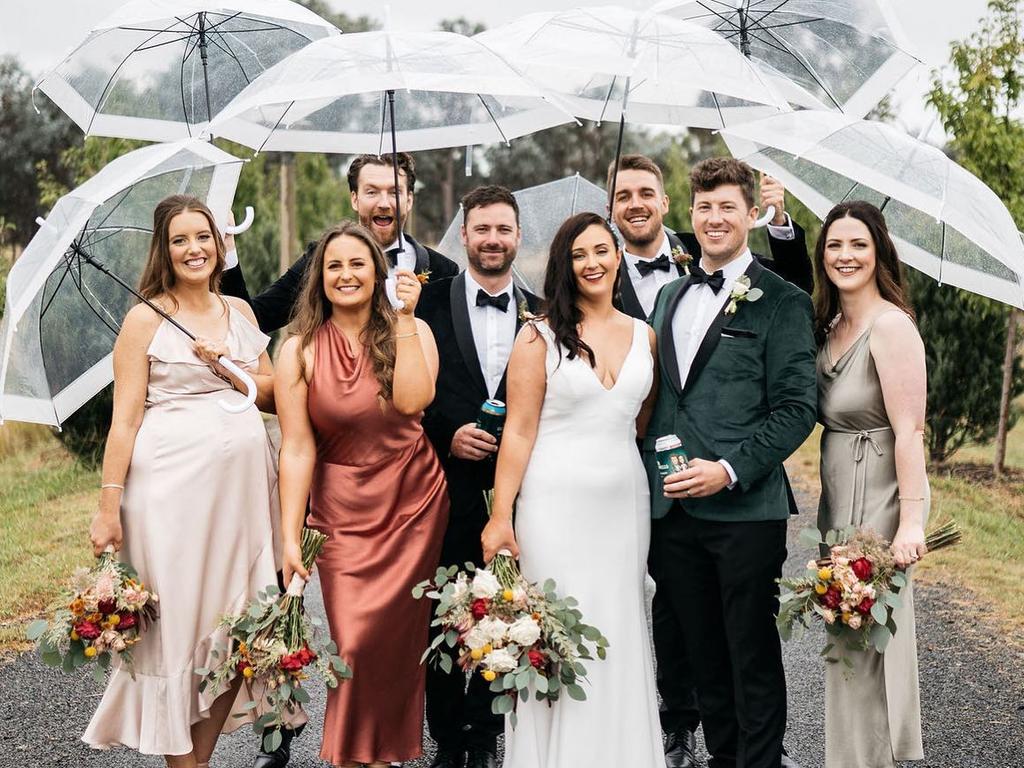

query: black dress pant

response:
[651,508,788,768]
[425,500,502,754]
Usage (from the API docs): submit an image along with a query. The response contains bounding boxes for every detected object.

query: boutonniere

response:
[517,299,536,324]
[415,269,431,285]
[671,245,693,274]
[724,274,764,315]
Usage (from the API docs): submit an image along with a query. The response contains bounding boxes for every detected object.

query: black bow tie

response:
[688,264,726,294]
[385,247,402,267]
[634,254,672,277]
[476,289,510,312]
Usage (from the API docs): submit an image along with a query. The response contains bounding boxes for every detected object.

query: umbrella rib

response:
[179,37,193,134]
[477,94,510,146]
[38,256,75,320]
[750,27,844,110]
[711,90,726,129]
[255,100,297,155]
[597,76,619,125]
[87,26,170,134]
[745,0,796,27]
[690,1,742,29]
[209,34,254,85]
[750,17,826,32]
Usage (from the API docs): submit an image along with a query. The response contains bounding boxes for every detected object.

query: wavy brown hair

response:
[813,201,916,344]
[138,195,226,309]
[288,221,398,402]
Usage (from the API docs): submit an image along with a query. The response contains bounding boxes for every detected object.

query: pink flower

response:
[847,614,863,630]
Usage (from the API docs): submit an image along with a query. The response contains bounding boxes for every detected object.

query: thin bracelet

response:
[395,331,419,340]
[898,495,925,502]
[101,483,125,491]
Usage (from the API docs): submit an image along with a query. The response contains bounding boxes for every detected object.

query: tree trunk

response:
[993,307,1021,478]
[278,153,297,276]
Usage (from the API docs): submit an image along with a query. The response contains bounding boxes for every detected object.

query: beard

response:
[468,246,516,275]
[615,213,662,249]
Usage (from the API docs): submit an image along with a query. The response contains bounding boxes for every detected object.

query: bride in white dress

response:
[481,212,665,768]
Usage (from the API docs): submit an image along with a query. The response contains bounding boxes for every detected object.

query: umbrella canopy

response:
[0,139,244,426]
[208,29,575,153]
[436,174,608,296]
[721,110,1024,309]
[34,0,338,141]
[475,6,790,129]
[652,0,920,117]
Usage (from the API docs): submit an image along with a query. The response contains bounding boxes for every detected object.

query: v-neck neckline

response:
[584,321,639,393]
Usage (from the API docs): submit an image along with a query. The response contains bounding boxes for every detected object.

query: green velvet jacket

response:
[642,259,817,522]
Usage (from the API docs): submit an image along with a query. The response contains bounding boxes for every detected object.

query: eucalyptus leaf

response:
[535,674,548,694]
[567,683,586,701]
[25,619,48,641]
[264,729,283,753]
[799,526,824,548]
[292,687,311,704]
[439,654,453,674]
[870,600,888,625]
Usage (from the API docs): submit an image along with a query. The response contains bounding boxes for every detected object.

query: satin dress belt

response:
[825,426,892,527]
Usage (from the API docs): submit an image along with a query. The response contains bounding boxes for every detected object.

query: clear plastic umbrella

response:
[721,110,1024,309]
[436,174,608,296]
[0,139,253,426]
[33,0,338,141]
[652,0,921,117]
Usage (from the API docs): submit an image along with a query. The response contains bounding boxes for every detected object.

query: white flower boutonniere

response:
[517,299,536,324]
[724,274,764,315]
[671,245,693,275]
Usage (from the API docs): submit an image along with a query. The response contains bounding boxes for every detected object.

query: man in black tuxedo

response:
[220,151,459,332]
[609,154,811,768]
[416,186,541,768]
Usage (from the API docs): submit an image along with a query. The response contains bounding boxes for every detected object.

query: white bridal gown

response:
[504,319,665,768]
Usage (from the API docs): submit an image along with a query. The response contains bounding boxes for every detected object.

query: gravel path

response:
[2,487,1022,768]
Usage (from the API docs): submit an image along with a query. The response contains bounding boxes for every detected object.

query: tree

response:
[928,0,1024,476]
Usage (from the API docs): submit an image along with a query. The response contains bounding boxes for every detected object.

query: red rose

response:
[74,621,101,640]
[279,653,304,672]
[97,598,117,615]
[116,613,137,630]
[300,647,317,665]
[527,650,545,669]
[821,587,842,610]
[471,598,490,620]
[856,597,875,616]
[851,558,873,581]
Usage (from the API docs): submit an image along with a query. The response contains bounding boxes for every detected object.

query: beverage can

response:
[655,434,689,478]
[476,399,506,442]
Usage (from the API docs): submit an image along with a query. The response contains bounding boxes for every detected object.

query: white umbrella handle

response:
[216,355,257,412]
[754,205,776,229]
[223,206,255,235]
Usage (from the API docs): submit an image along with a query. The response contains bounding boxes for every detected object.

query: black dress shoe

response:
[664,729,698,768]
[429,749,466,768]
[465,749,498,768]
[252,726,298,768]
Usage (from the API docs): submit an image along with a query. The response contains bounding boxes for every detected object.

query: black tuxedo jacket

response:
[219,233,460,333]
[416,273,542,518]
[616,223,812,321]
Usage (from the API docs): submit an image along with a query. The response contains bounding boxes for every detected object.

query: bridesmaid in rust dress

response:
[275,221,448,768]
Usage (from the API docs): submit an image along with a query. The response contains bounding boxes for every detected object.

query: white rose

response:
[511,585,528,604]
[483,647,518,674]
[477,616,510,645]
[732,281,749,297]
[464,626,490,651]
[506,616,541,647]
[450,574,470,603]
[471,569,501,598]
[847,613,863,630]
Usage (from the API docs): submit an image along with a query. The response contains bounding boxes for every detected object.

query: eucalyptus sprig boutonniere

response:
[724,274,763,315]
[670,245,693,274]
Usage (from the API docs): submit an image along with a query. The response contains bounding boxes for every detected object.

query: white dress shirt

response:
[671,249,755,486]
[384,234,417,309]
[623,231,677,318]
[465,273,516,398]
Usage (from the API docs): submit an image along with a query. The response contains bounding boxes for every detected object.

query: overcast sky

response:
[0,0,993,142]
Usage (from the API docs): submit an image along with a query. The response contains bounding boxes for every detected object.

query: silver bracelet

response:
[395,331,419,340]
[101,483,125,491]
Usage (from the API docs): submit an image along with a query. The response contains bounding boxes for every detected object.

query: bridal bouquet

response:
[413,494,609,725]
[777,522,960,661]
[26,548,159,682]
[199,528,351,753]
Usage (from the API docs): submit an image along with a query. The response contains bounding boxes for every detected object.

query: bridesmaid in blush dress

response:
[275,221,448,768]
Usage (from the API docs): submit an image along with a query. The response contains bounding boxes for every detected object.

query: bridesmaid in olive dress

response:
[813,201,929,768]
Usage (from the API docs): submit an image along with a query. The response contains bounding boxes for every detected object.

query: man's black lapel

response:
[449,274,489,398]
[405,233,431,274]
[682,259,766,392]
[658,278,692,396]
[616,263,646,320]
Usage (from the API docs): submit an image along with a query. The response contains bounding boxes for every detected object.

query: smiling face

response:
[350,162,414,248]
[461,202,520,277]
[571,223,620,302]
[610,168,669,250]
[690,184,757,266]
[322,233,378,311]
[167,209,219,286]
[822,214,878,295]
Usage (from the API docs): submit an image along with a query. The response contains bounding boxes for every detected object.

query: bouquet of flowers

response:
[778,521,961,662]
[413,494,609,726]
[199,528,351,752]
[26,548,159,682]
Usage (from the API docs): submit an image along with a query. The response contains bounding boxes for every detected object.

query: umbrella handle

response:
[223,206,255,235]
[216,355,258,413]
[753,205,776,229]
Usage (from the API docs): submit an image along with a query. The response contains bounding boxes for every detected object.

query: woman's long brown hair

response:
[813,201,916,345]
[287,221,398,402]
[138,194,226,309]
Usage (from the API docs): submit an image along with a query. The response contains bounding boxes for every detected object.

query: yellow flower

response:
[69,599,85,615]
[87,613,102,623]
[503,589,514,602]
[814,583,828,595]
[482,670,497,682]
[243,667,254,679]
[70,630,80,641]
[84,646,97,658]
[470,648,484,661]
[817,567,832,581]
[841,611,852,625]
[239,642,247,653]
[482,643,493,655]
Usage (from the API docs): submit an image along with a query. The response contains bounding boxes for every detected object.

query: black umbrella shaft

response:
[198,11,214,124]
[386,89,404,254]
[607,113,627,216]
[72,243,197,341]
[737,4,752,57]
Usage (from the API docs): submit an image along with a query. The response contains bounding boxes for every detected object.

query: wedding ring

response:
[684,489,691,497]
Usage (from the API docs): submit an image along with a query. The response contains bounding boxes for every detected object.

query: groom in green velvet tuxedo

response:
[643,158,817,768]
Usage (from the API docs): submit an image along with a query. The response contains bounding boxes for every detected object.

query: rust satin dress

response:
[307,320,448,765]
